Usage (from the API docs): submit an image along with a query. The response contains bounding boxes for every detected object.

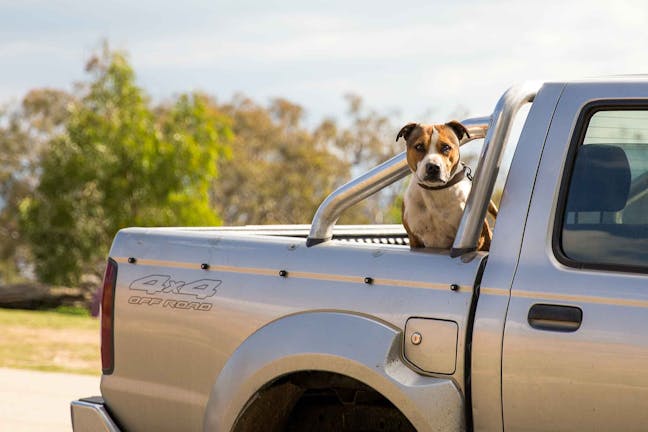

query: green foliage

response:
[20,47,231,285]
[213,94,403,226]
[332,94,403,224]
[385,187,405,224]
[0,88,74,283]
[214,96,350,225]
[8,45,414,287]
[156,93,232,225]
[54,305,91,316]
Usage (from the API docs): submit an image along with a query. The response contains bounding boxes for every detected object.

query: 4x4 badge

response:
[129,274,221,300]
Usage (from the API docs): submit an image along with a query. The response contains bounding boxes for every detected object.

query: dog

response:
[396,121,495,251]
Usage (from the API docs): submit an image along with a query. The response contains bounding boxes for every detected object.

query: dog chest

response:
[403,181,470,249]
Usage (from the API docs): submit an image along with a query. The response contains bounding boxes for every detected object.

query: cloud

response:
[2,0,648,123]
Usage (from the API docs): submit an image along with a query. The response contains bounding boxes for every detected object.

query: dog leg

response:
[404,219,424,249]
[477,220,492,251]
[402,204,424,249]
[408,233,424,249]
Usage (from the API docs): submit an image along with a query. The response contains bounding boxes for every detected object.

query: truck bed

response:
[100,225,483,431]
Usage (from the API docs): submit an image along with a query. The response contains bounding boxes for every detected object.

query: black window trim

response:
[552,99,648,275]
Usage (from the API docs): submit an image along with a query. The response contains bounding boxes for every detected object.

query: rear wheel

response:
[234,371,415,432]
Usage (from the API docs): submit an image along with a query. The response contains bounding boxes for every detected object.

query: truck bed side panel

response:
[102,230,485,431]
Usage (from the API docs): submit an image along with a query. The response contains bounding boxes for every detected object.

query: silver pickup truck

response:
[71,78,648,432]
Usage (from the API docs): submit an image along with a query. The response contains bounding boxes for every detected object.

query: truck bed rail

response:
[195,224,410,245]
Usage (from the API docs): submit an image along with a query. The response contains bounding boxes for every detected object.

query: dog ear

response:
[396,122,419,142]
[445,120,471,142]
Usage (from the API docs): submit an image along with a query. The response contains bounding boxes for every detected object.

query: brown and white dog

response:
[397,121,495,250]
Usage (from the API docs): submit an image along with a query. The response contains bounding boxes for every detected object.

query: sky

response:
[2,0,648,126]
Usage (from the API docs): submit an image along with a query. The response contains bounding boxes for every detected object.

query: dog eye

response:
[414,143,425,152]
[441,144,452,154]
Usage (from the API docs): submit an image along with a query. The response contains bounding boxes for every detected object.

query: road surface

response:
[0,367,100,431]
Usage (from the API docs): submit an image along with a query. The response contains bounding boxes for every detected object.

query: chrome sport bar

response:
[450,82,540,256]
[307,82,541,251]
[306,116,491,247]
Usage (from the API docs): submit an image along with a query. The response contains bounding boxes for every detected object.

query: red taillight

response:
[101,258,118,374]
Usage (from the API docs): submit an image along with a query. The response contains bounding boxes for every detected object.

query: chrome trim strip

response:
[113,257,448,291]
[307,117,490,246]
[451,82,542,256]
[480,287,510,296]
[512,289,648,308]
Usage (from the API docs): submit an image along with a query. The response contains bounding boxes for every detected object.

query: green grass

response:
[54,305,93,316]
[0,308,101,375]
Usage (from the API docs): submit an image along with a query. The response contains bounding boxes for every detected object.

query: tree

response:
[334,93,400,168]
[0,88,74,283]
[211,93,405,227]
[20,47,231,285]
[315,94,403,224]
[213,95,349,225]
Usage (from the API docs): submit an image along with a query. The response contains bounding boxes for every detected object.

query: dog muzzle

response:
[417,163,472,190]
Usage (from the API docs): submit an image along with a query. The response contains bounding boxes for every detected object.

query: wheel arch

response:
[203,311,464,432]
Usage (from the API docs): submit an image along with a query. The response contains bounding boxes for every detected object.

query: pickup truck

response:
[71,78,648,432]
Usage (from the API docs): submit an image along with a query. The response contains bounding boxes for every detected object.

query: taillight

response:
[101,258,118,374]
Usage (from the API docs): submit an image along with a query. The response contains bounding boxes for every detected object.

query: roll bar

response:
[306,117,489,247]
[306,82,540,254]
[450,82,540,256]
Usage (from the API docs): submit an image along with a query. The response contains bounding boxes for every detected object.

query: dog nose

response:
[425,163,440,178]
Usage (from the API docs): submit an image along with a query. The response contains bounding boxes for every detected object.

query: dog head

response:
[396,121,470,187]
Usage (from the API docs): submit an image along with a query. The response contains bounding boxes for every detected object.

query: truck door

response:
[503,81,648,431]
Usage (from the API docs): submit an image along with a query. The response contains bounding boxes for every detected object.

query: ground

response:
[0,307,100,375]
[0,308,101,431]
[0,367,100,431]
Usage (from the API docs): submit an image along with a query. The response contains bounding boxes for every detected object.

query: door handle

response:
[528,304,582,332]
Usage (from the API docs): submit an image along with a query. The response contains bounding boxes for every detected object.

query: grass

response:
[0,307,101,375]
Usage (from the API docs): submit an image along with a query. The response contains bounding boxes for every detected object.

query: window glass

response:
[561,110,648,269]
